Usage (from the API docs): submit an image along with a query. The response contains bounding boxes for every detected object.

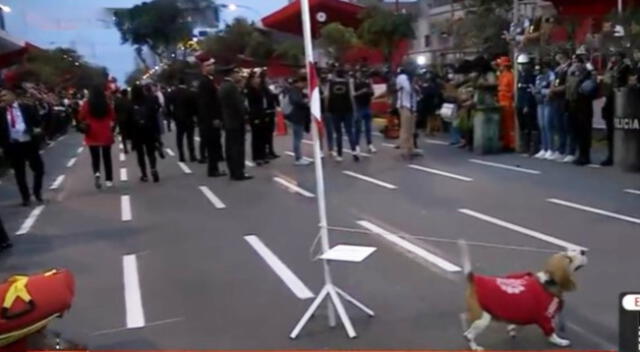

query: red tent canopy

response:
[261,0,364,38]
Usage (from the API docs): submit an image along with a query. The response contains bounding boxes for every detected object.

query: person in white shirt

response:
[396,68,416,158]
[0,86,45,206]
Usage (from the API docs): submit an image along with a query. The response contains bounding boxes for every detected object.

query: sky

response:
[2,0,287,83]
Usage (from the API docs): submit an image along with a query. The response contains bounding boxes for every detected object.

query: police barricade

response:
[614,88,640,172]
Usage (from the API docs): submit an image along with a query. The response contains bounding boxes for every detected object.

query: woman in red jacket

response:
[79,86,115,189]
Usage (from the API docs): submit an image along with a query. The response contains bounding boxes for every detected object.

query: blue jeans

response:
[537,103,553,151]
[292,123,305,161]
[550,100,575,155]
[448,121,461,144]
[324,113,334,152]
[332,113,356,156]
[354,106,373,146]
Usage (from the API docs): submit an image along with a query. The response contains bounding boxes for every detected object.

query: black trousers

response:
[176,122,196,161]
[570,97,594,162]
[134,138,157,177]
[265,112,276,156]
[204,127,224,175]
[250,119,269,162]
[517,105,539,154]
[602,94,615,160]
[0,215,10,244]
[89,145,113,181]
[225,128,246,179]
[6,141,44,202]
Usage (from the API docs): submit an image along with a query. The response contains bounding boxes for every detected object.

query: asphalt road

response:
[0,126,638,350]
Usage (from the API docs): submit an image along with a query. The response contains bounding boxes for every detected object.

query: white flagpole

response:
[299,0,336,323]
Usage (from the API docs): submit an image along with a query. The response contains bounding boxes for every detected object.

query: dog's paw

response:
[507,325,517,338]
[549,333,571,347]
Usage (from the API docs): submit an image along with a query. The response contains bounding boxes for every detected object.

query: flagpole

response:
[299,0,336,327]
[289,0,374,340]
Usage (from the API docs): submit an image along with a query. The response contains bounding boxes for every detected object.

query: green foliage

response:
[156,60,199,85]
[319,22,358,61]
[125,67,146,87]
[357,4,415,64]
[22,48,107,89]
[453,0,512,58]
[274,40,305,66]
[113,0,193,63]
[201,17,277,64]
[246,31,276,63]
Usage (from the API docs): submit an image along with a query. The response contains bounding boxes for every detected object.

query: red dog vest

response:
[473,272,562,336]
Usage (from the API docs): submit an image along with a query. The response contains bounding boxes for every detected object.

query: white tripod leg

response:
[464,312,492,351]
[290,286,329,339]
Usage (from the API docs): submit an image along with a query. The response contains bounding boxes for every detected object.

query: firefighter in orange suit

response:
[497,56,516,150]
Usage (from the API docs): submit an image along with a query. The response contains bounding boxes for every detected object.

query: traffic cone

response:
[276,110,287,136]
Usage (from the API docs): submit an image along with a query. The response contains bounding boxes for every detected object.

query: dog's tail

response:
[458,239,473,281]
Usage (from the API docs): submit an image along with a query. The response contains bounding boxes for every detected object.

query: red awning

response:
[261,0,364,38]
[549,0,639,17]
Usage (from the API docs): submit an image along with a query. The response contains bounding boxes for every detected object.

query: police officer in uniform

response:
[196,58,226,177]
[326,66,359,162]
[516,53,539,156]
[219,66,253,181]
[601,50,631,166]
[171,77,198,163]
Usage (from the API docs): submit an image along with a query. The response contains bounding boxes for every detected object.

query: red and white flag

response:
[307,61,322,122]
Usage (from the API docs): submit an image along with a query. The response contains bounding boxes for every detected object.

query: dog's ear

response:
[545,254,576,292]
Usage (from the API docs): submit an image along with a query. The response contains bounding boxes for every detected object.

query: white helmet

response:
[516,53,531,64]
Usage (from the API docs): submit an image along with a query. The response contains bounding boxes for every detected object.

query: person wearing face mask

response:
[549,52,573,162]
[533,61,557,160]
[326,66,359,162]
[566,50,598,166]
[600,50,631,166]
[516,54,538,156]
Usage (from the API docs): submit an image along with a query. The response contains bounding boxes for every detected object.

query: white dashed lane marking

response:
[244,235,314,300]
[49,175,65,190]
[342,171,397,190]
[409,164,473,182]
[123,254,145,328]
[468,159,541,175]
[357,220,461,272]
[547,198,640,225]
[198,186,226,209]
[15,205,45,235]
[121,195,132,222]
[273,177,315,198]
[459,208,587,251]
[178,162,193,174]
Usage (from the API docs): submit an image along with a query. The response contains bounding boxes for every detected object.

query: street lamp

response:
[0,4,11,13]
[218,3,261,17]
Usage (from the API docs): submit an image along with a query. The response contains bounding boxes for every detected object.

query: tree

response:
[319,22,358,61]
[274,40,304,66]
[201,17,276,64]
[113,0,193,66]
[22,48,107,90]
[357,4,415,66]
[125,67,146,87]
[452,0,512,58]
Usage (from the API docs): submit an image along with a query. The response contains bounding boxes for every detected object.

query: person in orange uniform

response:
[497,56,516,150]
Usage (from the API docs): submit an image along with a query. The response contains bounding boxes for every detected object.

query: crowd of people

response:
[1,45,638,254]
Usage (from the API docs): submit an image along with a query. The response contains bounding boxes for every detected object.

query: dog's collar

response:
[536,271,564,297]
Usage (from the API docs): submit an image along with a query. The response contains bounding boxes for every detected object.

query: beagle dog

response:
[459,241,588,351]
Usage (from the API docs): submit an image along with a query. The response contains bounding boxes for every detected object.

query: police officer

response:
[219,66,253,181]
[196,58,226,177]
[516,53,538,156]
[326,66,359,162]
[601,50,631,166]
[566,51,597,166]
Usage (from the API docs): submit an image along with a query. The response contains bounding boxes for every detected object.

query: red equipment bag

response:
[0,269,75,347]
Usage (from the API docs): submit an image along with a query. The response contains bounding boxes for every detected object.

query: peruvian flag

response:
[307,61,322,122]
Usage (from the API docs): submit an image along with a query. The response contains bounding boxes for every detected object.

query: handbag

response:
[75,120,89,134]
[439,103,458,123]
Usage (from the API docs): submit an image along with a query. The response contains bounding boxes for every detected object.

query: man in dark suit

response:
[169,78,198,162]
[0,86,45,206]
[196,59,226,177]
[219,67,252,181]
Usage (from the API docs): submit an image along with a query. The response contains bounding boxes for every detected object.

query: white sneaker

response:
[368,144,377,153]
[543,150,554,159]
[294,159,312,166]
[355,146,361,155]
[551,152,563,161]
[334,155,343,162]
[534,150,547,159]
[105,181,113,188]
[562,155,576,163]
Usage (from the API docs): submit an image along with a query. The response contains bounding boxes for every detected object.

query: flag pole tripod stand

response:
[290,0,374,338]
